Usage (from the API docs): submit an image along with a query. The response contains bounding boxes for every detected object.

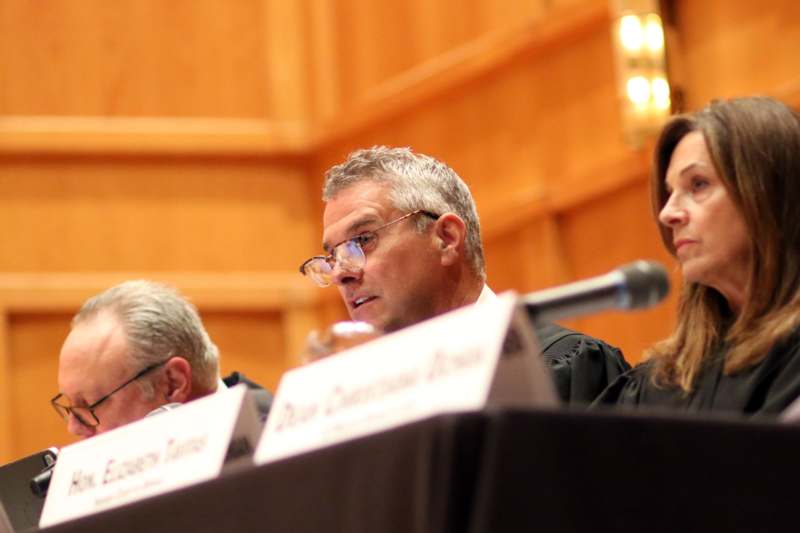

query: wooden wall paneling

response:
[485,214,572,295]
[202,310,287,393]
[329,0,477,113]
[477,0,549,30]
[314,0,606,119]
[407,1,449,64]
[263,0,312,122]
[0,117,309,157]
[315,20,628,222]
[524,214,573,290]
[316,292,350,331]
[309,0,610,148]
[559,181,657,278]
[0,272,320,313]
[282,300,324,365]
[0,158,316,272]
[676,0,800,109]
[0,309,11,463]
[0,0,275,118]
[778,79,800,110]
[7,312,73,460]
[330,0,377,110]
[307,0,341,122]
[557,180,679,364]
[483,231,527,295]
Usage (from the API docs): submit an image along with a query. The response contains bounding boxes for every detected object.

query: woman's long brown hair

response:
[647,97,800,390]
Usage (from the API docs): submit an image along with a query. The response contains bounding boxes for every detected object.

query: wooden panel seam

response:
[0,272,323,312]
[1,37,799,161]
[308,0,611,148]
[0,116,311,157]
[482,147,651,241]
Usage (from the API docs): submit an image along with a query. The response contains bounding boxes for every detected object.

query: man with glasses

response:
[53,280,270,439]
[301,145,629,404]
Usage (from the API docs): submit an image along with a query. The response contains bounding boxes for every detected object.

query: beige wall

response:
[0,0,798,461]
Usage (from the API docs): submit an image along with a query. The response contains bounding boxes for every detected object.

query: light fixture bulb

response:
[619,15,644,52]
[652,77,671,110]
[644,14,664,52]
[626,76,651,105]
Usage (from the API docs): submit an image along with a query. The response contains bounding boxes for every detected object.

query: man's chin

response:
[351,314,385,332]
[349,302,417,334]
[348,313,393,335]
[350,299,381,324]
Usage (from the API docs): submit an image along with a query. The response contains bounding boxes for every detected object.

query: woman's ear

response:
[434,213,467,266]
[163,356,193,403]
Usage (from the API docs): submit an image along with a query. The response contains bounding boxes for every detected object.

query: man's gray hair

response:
[323,146,486,278]
[72,280,219,395]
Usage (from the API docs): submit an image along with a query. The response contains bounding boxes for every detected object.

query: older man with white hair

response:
[52,280,270,439]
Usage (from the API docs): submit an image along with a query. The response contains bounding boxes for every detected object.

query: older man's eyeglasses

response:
[51,360,168,428]
[299,210,439,287]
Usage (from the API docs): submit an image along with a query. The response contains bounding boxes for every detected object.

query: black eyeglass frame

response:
[299,209,440,286]
[51,359,169,428]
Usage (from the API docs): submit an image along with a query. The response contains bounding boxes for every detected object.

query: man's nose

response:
[66,413,96,439]
[330,260,362,286]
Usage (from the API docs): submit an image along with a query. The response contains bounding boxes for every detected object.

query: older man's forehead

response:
[72,313,126,356]
[58,312,129,397]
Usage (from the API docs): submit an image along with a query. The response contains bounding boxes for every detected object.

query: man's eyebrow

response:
[322,216,380,253]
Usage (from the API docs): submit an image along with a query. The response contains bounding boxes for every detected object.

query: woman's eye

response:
[691,177,709,192]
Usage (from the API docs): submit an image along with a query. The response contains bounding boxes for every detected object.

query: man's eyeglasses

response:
[51,360,168,428]
[299,209,439,287]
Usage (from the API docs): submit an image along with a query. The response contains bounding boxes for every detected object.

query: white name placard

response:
[40,384,262,528]
[255,292,556,464]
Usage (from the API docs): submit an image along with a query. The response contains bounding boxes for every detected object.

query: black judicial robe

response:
[594,329,800,415]
[220,332,627,411]
[534,323,630,405]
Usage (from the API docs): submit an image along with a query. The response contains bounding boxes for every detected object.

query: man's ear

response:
[433,213,467,266]
[163,356,193,403]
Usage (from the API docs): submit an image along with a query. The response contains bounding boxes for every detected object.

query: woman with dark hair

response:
[597,96,800,414]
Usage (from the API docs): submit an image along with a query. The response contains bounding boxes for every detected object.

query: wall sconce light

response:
[610,0,674,147]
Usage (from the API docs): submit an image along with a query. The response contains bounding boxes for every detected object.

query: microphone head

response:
[619,260,670,309]
[30,464,55,498]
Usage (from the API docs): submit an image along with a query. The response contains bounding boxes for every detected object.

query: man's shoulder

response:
[534,322,602,351]
[534,322,625,361]
[532,322,630,405]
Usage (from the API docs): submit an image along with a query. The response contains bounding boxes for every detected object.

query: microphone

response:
[30,447,59,498]
[30,463,55,498]
[523,260,670,323]
[29,404,182,498]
